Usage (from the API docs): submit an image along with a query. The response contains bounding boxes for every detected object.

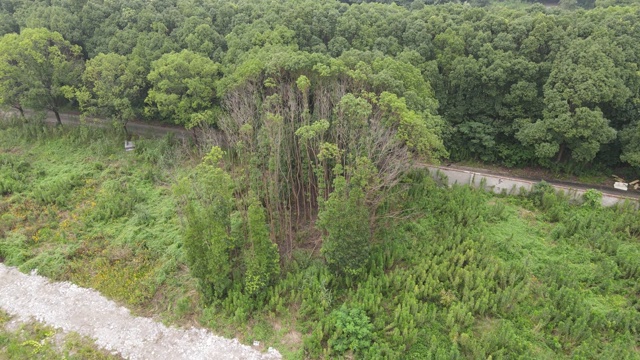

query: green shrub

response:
[0,155,30,195]
[175,147,235,302]
[31,173,85,206]
[582,189,603,208]
[18,248,68,278]
[328,305,373,355]
[0,233,28,265]
[318,176,371,278]
[529,181,555,208]
[487,201,507,222]
[0,176,22,195]
[242,199,280,297]
[91,179,147,221]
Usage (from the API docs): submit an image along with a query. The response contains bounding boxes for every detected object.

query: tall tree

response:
[0,33,27,117]
[516,38,628,163]
[70,53,146,135]
[0,28,84,125]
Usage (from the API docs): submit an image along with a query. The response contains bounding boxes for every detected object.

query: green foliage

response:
[582,189,602,208]
[175,146,234,302]
[32,172,86,207]
[2,114,640,358]
[0,28,83,122]
[19,248,68,278]
[176,147,282,303]
[0,312,119,360]
[1,0,640,169]
[0,233,27,265]
[328,305,373,355]
[318,176,371,277]
[619,121,640,168]
[0,121,191,328]
[529,181,556,208]
[3,1,640,358]
[71,53,146,131]
[243,198,280,296]
[91,179,147,221]
[0,154,29,195]
[146,50,221,129]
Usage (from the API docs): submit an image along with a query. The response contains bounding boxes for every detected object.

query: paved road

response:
[429,165,639,207]
[440,164,640,200]
[4,109,190,139]
[4,109,637,201]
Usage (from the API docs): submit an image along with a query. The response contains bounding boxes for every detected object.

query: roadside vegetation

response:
[1,0,640,358]
[1,117,639,358]
[1,0,640,174]
[0,310,121,359]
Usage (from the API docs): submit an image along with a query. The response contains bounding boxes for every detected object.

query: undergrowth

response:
[1,115,638,359]
[0,116,195,322]
[0,310,121,359]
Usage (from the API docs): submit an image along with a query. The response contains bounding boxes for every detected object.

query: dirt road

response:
[0,264,281,360]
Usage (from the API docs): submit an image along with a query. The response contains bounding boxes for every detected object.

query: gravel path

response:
[0,264,281,360]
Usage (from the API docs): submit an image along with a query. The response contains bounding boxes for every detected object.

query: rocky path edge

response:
[0,264,282,360]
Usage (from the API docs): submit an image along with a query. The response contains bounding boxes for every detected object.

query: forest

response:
[2,0,640,171]
[1,0,639,359]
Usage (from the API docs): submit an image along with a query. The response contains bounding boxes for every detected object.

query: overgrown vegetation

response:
[0,310,121,359]
[1,0,640,174]
[0,116,195,317]
[1,117,638,358]
[1,0,640,358]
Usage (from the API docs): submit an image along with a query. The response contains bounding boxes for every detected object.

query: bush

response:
[328,305,373,355]
[529,181,556,208]
[18,248,68,278]
[318,176,371,278]
[91,179,147,221]
[582,189,602,208]
[31,172,85,206]
[0,155,30,195]
[0,233,27,265]
[175,147,235,302]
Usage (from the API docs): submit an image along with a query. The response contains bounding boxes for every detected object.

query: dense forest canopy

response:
[0,0,639,171]
[1,0,640,359]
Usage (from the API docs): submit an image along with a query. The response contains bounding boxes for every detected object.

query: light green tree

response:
[0,33,27,117]
[70,53,146,135]
[0,28,84,124]
[175,147,235,302]
[146,49,221,130]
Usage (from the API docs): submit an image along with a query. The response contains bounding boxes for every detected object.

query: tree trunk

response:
[54,110,62,126]
[556,143,566,163]
[191,127,199,147]
[123,121,130,140]
[17,106,24,118]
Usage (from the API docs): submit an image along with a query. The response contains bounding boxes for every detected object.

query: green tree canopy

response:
[0,28,84,124]
[146,49,221,129]
[71,53,146,133]
[517,38,627,163]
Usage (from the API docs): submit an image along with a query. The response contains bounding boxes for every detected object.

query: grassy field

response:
[0,116,302,357]
[0,310,121,359]
[0,117,199,319]
[1,116,638,359]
